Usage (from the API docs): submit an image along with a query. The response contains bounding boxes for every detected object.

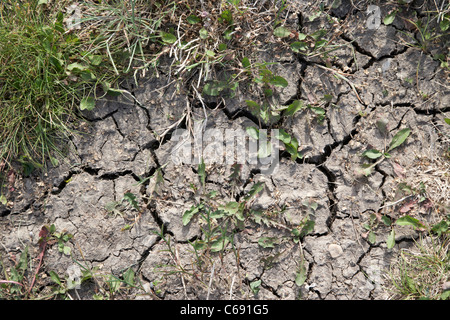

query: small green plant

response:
[202,78,239,98]
[404,77,414,85]
[47,270,75,299]
[105,191,143,231]
[53,228,73,256]
[383,9,398,26]
[249,279,262,296]
[395,3,450,66]
[150,157,317,293]
[152,224,205,289]
[257,200,317,249]
[0,246,29,299]
[278,11,342,62]
[273,0,288,29]
[244,97,326,163]
[275,129,302,161]
[367,191,448,252]
[0,224,74,299]
[362,213,382,244]
[46,260,147,300]
[295,253,308,288]
[246,125,301,161]
[182,160,266,255]
[359,128,411,176]
[244,96,307,162]
[402,17,444,53]
[363,180,431,248]
[233,59,292,123]
[257,216,315,250]
[383,210,450,249]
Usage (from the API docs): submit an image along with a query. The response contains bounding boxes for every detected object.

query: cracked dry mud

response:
[1,1,449,300]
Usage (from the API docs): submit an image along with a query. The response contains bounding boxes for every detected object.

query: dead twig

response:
[175,245,188,299]
[27,226,49,296]
[315,64,364,104]
[206,262,216,300]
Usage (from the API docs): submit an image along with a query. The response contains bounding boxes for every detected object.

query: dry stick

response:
[0,280,23,286]
[185,100,194,138]
[229,274,236,300]
[175,41,200,75]
[378,195,413,210]
[27,227,49,296]
[191,84,208,133]
[174,15,183,62]
[315,64,364,105]
[206,262,216,300]
[175,245,187,299]
[157,113,186,148]
[106,33,119,76]
[175,44,198,75]
[27,244,45,296]
[350,207,365,250]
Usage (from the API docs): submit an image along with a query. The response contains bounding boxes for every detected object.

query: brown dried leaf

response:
[38,226,49,251]
[392,161,405,178]
[374,211,383,222]
[399,199,417,213]
[421,198,433,209]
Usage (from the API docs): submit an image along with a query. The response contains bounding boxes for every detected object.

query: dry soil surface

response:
[1,0,449,300]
